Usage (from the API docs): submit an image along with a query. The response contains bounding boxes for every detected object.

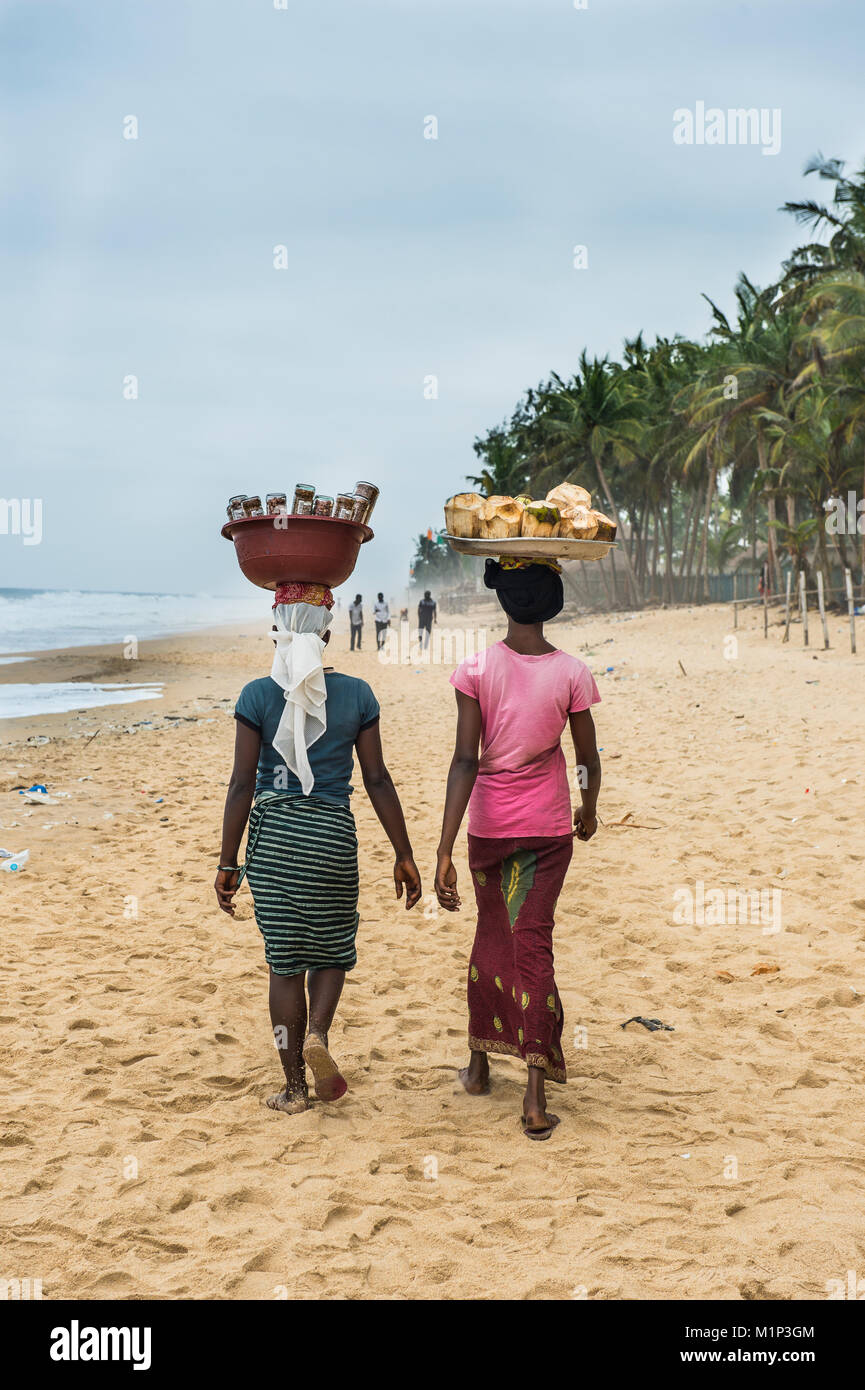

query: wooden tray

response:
[444,534,617,562]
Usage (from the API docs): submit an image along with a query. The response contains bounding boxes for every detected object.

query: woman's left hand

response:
[394,855,422,910]
[573,809,598,841]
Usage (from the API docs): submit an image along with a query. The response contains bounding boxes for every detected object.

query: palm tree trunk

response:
[651,503,660,600]
[757,425,778,594]
[696,441,718,603]
[684,485,705,598]
[684,482,705,601]
[678,490,698,580]
[664,495,676,602]
[815,501,833,595]
[766,495,778,594]
[608,549,619,605]
[593,453,641,606]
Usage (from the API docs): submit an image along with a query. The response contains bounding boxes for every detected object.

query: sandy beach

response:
[2,600,864,1301]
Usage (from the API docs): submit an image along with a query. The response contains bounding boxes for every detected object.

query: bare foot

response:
[302,1032,348,1102]
[459,1052,490,1095]
[265,1089,309,1115]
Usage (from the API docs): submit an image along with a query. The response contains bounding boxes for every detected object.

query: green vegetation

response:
[414,153,865,607]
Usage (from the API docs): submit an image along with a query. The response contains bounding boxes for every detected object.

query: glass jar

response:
[354,480,379,521]
[350,493,370,525]
[226,495,247,521]
[313,495,334,517]
[242,495,264,517]
[293,497,314,516]
[266,492,288,515]
[333,492,356,520]
[292,483,316,513]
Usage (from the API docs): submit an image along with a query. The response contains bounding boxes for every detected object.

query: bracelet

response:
[218,863,243,872]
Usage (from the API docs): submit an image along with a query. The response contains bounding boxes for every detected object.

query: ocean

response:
[0,587,266,721]
[0,588,265,656]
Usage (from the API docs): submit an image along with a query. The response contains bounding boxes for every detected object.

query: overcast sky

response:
[2,0,864,603]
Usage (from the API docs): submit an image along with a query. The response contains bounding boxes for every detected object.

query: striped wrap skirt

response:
[242,793,359,975]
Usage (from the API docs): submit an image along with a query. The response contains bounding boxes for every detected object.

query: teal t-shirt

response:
[235,672,380,804]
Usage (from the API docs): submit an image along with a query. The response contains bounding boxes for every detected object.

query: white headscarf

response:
[269,601,333,795]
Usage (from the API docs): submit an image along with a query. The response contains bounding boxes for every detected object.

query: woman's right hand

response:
[394,854,422,911]
[435,852,461,911]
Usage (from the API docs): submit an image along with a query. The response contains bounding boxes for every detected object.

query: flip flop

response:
[520,1113,560,1142]
[302,1033,348,1102]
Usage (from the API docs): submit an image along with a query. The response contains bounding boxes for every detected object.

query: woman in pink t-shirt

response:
[435,559,601,1140]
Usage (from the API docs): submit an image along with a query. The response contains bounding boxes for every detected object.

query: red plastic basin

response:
[221,514,373,590]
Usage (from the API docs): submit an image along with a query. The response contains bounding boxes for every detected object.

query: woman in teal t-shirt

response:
[215,582,421,1116]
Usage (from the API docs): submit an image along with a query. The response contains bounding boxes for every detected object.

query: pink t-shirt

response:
[450,641,600,838]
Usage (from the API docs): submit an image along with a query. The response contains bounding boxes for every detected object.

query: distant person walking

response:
[374,593,390,651]
[349,594,363,651]
[418,590,437,651]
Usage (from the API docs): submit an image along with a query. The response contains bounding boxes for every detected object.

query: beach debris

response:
[606,811,662,830]
[716,970,735,983]
[0,848,29,872]
[20,786,59,805]
[678,659,687,676]
[751,962,780,976]
[26,735,50,746]
[621,1016,675,1032]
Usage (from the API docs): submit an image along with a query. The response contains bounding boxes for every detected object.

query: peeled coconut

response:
[546,481,593,512]
[589,508,617,541]
[444,492,484,538]
[520,501,561,538]
[557,506,599,540]
[478,495,524,539]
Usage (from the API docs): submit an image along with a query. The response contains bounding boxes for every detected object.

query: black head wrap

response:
[484,559,564,624]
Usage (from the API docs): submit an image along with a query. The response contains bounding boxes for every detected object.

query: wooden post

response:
[816,570,830,649]
[799,570,809,647]
[846,568,857,655]
[782,570,792,643]
[733,571,738,629]
[763,582,768,638]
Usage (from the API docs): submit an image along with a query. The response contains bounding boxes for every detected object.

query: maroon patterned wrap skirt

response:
[466,832,573,1083]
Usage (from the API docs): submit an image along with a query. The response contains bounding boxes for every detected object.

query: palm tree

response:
[536,354,644,605]
[782,154,865,284]
[769,518,819,588]
[468,426,531,497]
[691,277,804,596]
[444,150,865,613]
